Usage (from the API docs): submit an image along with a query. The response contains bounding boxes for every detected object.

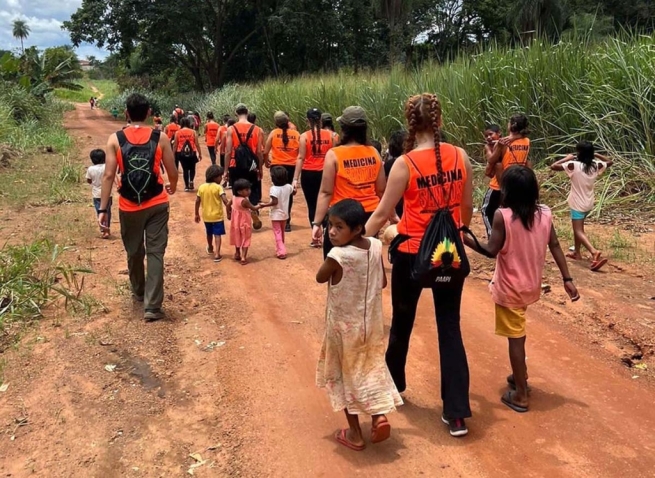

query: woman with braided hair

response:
[265,111,301,232]
[293,108,338,247]
[365,93,474,437]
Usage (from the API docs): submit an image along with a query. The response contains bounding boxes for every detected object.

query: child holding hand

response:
[229,179,260,265]
[464,166,579,414]
[316,199,402,451]
[195,165,230,262]
[259,166,295,259]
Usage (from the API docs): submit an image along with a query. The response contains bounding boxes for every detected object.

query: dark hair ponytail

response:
[307,108,322,156]
[509,114,529,136]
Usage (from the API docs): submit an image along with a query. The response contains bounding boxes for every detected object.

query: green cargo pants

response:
[119,203,169,311]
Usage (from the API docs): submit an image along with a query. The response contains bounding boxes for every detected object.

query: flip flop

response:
[371,419,391,444]
[566,252,581,260]
[591,258,608,272]
[507,374,532,393]
[234,254,241,261]
[240,258,248,265]
[501,390,529,413]
[277,255,287,260]
[213,256,222,263]
[206,246,214,255]
[334,429,365,451]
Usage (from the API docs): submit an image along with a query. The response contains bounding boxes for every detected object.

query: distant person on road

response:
[174,116,202,191]
[214,115,231,170]
[312,106,385,258]
[293,108,337,245]
[111,106,119,120]
[86,148,112,239]
[365,93,474,437]
[89,97,95,109]
[551,141,613,271]
[165,115,180,148]
[265,111,300,232]
[204,112,220,166]
[225,104,264,228]
[463,166,580,413]
[316,199,402,452]
[99,93,178,322]
[195,165,230,263]
[482,114,531,238]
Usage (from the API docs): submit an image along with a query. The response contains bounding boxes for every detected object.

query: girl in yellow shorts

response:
[464,166,579,413]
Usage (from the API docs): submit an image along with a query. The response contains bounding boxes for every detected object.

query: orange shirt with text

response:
[330,145,381,212]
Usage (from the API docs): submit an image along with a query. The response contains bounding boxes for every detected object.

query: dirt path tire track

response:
[1,104,655,477]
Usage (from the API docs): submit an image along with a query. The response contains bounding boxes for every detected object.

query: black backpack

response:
[234,125,258,173]
[116,129,163,205]
[389,149,471,288]
[180,139,195,160]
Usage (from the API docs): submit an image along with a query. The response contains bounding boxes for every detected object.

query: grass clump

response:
[0,240,93,343]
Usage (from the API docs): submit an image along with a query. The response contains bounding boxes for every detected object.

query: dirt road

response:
[1,104,655,477]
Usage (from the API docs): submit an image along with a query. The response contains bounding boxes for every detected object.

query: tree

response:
[508,0,567,40]
[12,20,30,54]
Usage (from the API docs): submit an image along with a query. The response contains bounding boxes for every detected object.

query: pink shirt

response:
[565,160,607,213]
[490,206,552,308]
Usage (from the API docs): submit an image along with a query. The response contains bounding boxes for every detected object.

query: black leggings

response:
[177,154,197,189]
[387,252,471,419]
[208,146,217,165]
[481,188,501,238]
[300,170,323,226]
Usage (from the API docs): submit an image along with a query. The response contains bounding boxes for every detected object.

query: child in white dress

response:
[316,199,402,452]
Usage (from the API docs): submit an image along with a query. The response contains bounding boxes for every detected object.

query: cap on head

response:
[321,113,333,122]
[337,106,367,127]
[307,108,322,120]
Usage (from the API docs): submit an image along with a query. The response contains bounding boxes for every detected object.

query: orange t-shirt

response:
[205,121,219,146]
[270,128,300,166]
[489,138,530,191]
[229,122,261,167]
[217,125,228,152]
[397,145,466,254]
[116,127,168,213]
[175,128,198,153]
[301,129,333,171]
[165,123,180,140]
[330,145,381,213]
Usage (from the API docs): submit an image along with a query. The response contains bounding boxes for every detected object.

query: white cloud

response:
[0,0,108,59]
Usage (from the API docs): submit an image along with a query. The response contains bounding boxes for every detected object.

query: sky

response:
[0,0,107,59]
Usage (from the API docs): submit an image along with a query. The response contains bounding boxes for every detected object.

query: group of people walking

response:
[90,91,610,452]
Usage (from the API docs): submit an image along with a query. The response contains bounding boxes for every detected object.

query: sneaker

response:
[285,223,291,233]
[184,188,190,192]
[189,181,194,190]
[441,414,468,437]
[144,309,165,322]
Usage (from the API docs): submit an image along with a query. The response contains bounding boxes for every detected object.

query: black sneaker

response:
[441,414,468,437]
[285,223,291,233]
[144,309,165,322]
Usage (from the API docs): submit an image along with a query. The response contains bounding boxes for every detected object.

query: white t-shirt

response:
[269,184,294,221]
[564,160,607,213]
[86,164,106,199]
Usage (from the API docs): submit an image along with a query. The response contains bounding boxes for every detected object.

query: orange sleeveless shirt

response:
[301,129,333,171]
[489,137,530,191]
[397,145,466,254]
[175,128,198,153]
[330,145,381,212]
[270,128,300,166]
[116,126,168,213]
[205,121,219,146]
[165,123,180,140]
[217,125,227,152]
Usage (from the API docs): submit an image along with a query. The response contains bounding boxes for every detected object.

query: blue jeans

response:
[93,197,112,229]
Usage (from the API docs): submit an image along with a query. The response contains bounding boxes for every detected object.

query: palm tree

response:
[12,20,30,54]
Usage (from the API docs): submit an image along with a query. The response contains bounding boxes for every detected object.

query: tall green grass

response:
[106,34,655,208]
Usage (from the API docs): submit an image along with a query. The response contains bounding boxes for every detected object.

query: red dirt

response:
[1,104,655,477]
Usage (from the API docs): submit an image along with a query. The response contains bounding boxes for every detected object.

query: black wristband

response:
[98,209,108,214]
[563,277,573,283]
[311,221,321,227]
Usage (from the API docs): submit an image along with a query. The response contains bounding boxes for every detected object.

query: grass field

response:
[53,78,119,104]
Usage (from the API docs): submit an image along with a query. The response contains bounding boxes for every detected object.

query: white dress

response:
[316,238,403,415]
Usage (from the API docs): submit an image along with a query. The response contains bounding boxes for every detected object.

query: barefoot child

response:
[316,199,402,451]
[551,141,612,271]
[229,179,259,265]
[482,115,531,238]
[464,166,579,413]
[480,124,502,236]
[86,149,112,239]
[195,165,231,262]
[259,166,295,260]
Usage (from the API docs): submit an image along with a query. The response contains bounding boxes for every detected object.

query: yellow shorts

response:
[495,304,528,338]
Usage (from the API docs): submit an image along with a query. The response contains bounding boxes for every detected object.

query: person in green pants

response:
[98,93,178,321]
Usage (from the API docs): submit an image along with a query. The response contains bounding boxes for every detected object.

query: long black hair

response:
[340,124,368,146]
[307,108,322,155]
[501,165,540,230]
[509,114,529,136]
[576,141,597,174]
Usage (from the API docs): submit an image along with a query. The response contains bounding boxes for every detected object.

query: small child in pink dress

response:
[464,166,579,413]
[229,179,260,265]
